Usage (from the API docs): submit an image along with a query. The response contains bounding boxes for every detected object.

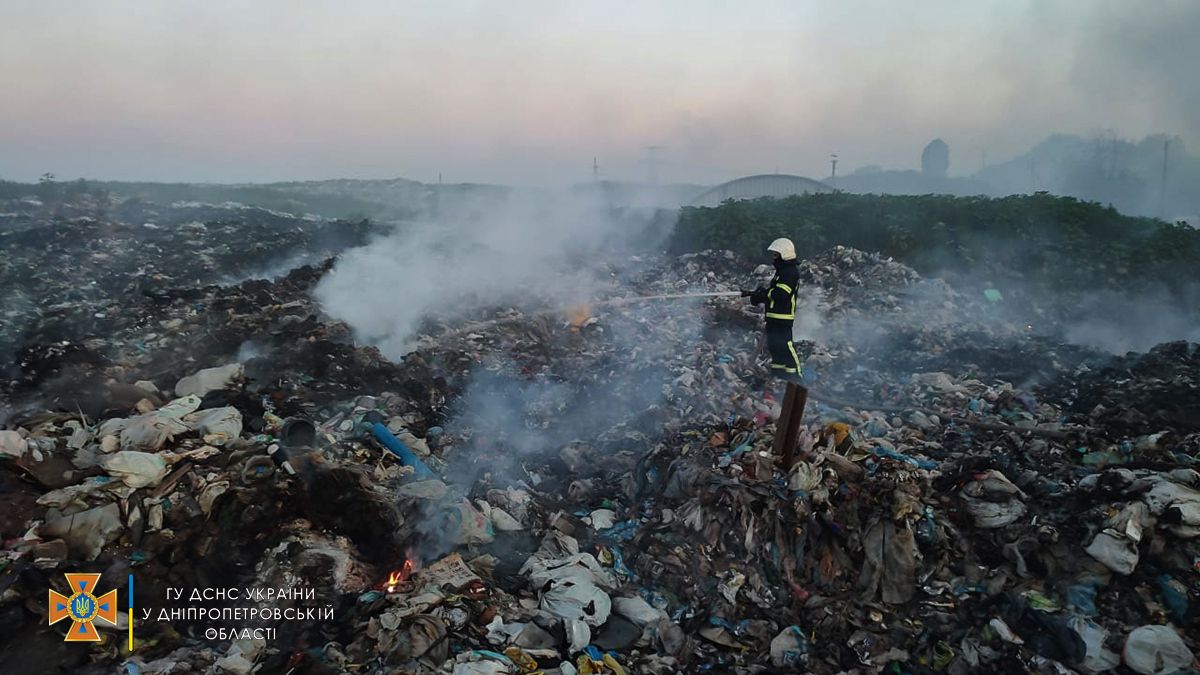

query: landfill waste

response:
[1,195,1198,673]
[174,363,244,398]
[100,450,169,488]
[1122,624,1194,675]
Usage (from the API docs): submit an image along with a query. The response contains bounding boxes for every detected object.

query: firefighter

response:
[742,238,803,383]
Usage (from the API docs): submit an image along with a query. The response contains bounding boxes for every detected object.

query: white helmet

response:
[767,238,796,261]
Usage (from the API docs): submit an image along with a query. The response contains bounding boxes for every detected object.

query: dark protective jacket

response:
[750,258,799,329]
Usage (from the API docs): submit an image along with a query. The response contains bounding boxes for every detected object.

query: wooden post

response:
[774,383,809,471]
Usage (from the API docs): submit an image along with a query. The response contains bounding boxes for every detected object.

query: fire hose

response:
[592,291,742,306]
[445,291,746,335]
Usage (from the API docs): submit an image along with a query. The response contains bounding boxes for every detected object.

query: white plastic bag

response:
[174,363,242,397]
[540,578,611,626]
[1068,616,1120,674]
[1123,625,1193,675]
[102,451,168,488]
[183,406,242,445]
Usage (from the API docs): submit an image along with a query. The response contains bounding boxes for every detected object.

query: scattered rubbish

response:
[369,421,436,479]
[1068,616,1120,674]
[0,429,28,457]
[770,625,809,667]
[1123,625,1194,675]
[100,450,168,488]
[0,210,1197,673]
[39,503,124,560]
[174,363,243,398]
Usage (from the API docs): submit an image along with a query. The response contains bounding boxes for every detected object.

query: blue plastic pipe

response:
[370,423,436,479]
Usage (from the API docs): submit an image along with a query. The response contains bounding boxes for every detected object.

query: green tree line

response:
[669,193,1200,294]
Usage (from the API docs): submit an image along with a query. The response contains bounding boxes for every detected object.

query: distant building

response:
[922,139,949,178]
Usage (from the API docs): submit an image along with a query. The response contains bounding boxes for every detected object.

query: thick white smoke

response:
[313,187,672,358]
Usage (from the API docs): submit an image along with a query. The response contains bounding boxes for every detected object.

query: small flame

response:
[567,304,592,331]
[384,559,415,593]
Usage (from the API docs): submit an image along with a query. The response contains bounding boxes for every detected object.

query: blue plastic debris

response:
[1157,575,1189,622]
[639,588,668,611]
[774,625,810,665]
[871,445,937,470]
[369,422,435,479]
[584,645,607,662]
[708,616,750,637]
[471,650,512,663]
[1066,583,1098,616]
[863,419,890,437]
[610,546,634,579]
[597,520,638,542]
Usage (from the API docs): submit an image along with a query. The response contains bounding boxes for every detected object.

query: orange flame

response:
[567,304,592,331]
[384,559,415,593]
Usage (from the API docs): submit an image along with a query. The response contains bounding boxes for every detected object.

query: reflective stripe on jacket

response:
[765,280,796,320]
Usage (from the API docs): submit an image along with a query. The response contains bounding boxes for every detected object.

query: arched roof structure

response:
[690,174,832,207]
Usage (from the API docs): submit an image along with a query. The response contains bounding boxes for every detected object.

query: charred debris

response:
[1,196,1197,675]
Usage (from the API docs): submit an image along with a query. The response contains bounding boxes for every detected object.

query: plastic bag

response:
[1085,502,1151,574]
[770,626,810,667]
[101,451,168,488]
[612,595,668,627]
[40,503,123,560]
[455,499,495,545]
[183,406,242,445]
[1123,625,1193,675]
[541,578,611,626]
[104,395,201,452]
[1067,616,1120,674]
[174,363,242,397]
[0,430,27,457]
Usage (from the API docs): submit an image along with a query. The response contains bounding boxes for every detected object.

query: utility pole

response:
[830,154,838,183]
[1160,139,1170,219]
[592,157,600,183]
[644,146,662,186]
[432,171,442,220]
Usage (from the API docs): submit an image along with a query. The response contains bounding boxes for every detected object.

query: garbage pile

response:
[1046,340,1200,435]
[0,197,379,388]
[1,201,1197,674]
[796,245,922,316]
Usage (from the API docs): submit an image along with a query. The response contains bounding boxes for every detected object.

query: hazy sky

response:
[1,0,1196,186]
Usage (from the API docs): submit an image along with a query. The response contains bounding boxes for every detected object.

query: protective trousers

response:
[765,323,802,377]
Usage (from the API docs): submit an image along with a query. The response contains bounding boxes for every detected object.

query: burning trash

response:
[2,188,1198,674]
[383,559,417,594]
[566,304,594,332]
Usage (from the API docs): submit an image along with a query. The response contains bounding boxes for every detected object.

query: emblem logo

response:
[48,573,118,642]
